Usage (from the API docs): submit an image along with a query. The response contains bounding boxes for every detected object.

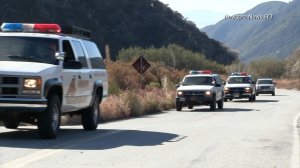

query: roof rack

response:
[61,26,91,39]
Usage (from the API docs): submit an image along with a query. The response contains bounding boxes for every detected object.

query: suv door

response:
[61,40,81,112]
[213,75,223,101]
[71,40,93,108]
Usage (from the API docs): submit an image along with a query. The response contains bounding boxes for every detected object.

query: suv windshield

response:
[182,76,213,85]
[257,80,273,84]
[0,36,58,64]
[228,76,250,84]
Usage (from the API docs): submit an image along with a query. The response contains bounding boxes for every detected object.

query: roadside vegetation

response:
[65,45,300,124]
[97,45,226,122]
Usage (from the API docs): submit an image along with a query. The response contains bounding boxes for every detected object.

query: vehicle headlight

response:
[24,79,40,88]
[177,91,183,96]
[244,87,252,92]
[23,78,42,94]
[224,87,230,93]
[205,90,211,96]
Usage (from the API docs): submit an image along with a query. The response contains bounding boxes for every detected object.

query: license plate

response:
[233,93,239,98]
[190,96,197,101]
[179,97,185,101]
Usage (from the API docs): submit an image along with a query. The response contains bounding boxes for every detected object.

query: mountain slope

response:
[202,0,300,62]
[0,0,237,64]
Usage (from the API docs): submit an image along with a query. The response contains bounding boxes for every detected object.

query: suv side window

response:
[82,40,105,69]
[72,40,88,69]
[62,40,75,62]
[214,76,221,85]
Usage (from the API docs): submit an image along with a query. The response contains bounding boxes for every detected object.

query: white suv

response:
[176,70,224,111]
[0,23,108,139]
[224,72,256,102]
[256,78,276,96]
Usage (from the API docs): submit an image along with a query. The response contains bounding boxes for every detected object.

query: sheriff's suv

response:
[176,70,224,111]
[224,72,256,102]
[0,23,108,139]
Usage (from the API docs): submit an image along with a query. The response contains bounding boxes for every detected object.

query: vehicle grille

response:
[2,87,18,95]
[261,86,270,89]
[2,77,19,84]
[183,91,205,96]
[229,87,245,93]
[0,76,20,97]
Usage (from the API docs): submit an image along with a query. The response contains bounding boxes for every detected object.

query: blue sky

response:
[159,0,291,28]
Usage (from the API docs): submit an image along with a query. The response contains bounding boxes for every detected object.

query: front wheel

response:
[176,101,182,111]
[38,94,61,139]
[188,104,193,109]
[217,97,224,109]
[4,120,20,129]
[210,96,216,111]
[82,98,100,131]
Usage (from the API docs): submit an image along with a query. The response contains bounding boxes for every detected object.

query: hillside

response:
[202,0,300,62]
[0,0,237,64]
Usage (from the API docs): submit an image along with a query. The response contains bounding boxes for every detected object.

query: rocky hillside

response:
[202,0,300,62]
[0,0,237,64]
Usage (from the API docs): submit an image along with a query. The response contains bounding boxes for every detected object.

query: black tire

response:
[224,98,228,102]
[256,93,259,96]
[38,94,61,139]
[210,96,216,111]
[217,98,224,109]
[272,92,275,96]
[82,98,100,131]
[188,104,193,109]
[176,101,182,111]
[4,120,20,129]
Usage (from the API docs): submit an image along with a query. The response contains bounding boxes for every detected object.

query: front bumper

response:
[176,95,213,106]
[0,98,47,113]
[225,92,252,99]
[257,88,274,94]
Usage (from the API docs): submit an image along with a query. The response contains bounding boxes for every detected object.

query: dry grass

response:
[61,88,176,125]
[100,88,176,122]
[275,79,300,90]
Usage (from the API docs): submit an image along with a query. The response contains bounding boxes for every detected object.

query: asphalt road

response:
[0,89,300,168]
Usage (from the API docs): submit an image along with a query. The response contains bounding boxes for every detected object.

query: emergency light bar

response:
[1,23,61,33]
[231,72,249,76]
[189,70,212,75]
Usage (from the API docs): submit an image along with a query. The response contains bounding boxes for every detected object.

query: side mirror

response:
[55,52,65,61]
[252,81,256,84]
[63,60,82,69]
[175,83,181,88]
[222,81,226,85]
[274,82,277,85]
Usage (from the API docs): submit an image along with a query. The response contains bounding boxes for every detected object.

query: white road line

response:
[2,130,122,168]
[291,112,300,168]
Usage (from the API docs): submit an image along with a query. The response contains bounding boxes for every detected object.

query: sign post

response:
[132,56,151,88]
